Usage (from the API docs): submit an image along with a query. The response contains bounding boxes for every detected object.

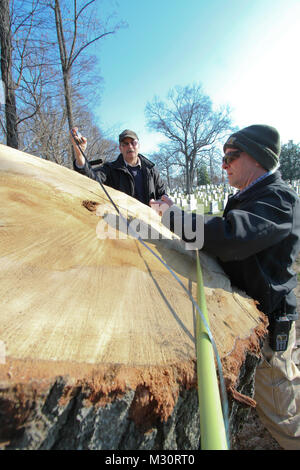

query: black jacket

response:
[73,154,166,205]
[165,171,300,319]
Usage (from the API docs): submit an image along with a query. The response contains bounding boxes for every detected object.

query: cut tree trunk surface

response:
[0,144,267,450]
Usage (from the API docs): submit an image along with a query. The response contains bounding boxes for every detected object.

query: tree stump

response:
[0,144,267,450]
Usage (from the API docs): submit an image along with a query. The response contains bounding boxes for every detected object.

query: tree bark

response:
[53,0,74,129]
[0,144,268,449]
[0,0,19,148]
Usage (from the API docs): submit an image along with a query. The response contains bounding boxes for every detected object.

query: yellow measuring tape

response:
[196,251,229,450]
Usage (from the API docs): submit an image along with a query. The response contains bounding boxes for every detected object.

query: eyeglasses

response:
[120,140,139,147]
[222,150,242,165]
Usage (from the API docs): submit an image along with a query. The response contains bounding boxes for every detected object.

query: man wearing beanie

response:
[71,128,166,206]
[150,124,300,450]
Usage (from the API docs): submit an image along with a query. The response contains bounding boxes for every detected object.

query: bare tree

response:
[1,0,123,167]
[50,0,121,131]
[146,84,234,194]
[0,0,42,148]
[150,143,178,191]
[19,79,117,168]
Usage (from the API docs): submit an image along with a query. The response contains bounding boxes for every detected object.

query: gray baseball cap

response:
[119,129,139,142]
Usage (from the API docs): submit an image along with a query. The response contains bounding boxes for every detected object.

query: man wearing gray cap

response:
[150,124,300,450]
[71,128,166,205]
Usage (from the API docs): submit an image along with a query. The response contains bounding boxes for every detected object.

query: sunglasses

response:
[222,150,242,165]
[120,140,139,147]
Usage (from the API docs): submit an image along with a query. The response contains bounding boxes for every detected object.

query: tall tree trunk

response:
[0,0,19,148]
[185,161,190,194]
[166,166,171,191]
[53,0,74,163]
[52,0,117,165]
[62,69,74,130]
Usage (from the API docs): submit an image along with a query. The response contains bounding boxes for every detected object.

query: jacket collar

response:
[233,170,282,201]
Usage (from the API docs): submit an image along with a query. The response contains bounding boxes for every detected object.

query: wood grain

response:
[0,144,268,449]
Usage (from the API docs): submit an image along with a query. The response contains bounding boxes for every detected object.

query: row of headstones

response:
[170,179,300,213]
[170,184,236,213]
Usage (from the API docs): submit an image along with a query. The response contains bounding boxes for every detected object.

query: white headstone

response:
[188,199,197,211]
[209,201,219,214]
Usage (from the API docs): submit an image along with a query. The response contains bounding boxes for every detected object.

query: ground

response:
[232,255,300,450]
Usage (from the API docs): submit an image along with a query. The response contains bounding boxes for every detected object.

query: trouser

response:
[254,322,300,450]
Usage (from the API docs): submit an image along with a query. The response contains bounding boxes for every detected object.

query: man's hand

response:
[149,195,174,216]
[70,127,87,166]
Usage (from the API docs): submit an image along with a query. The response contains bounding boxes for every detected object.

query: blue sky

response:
[92,0,300,154]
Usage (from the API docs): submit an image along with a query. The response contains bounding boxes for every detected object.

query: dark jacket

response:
[73,153,166,205]
[166,171,300,319]
[203,171,300,319]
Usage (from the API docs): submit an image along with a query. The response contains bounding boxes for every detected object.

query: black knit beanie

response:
[223,124,281,170]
